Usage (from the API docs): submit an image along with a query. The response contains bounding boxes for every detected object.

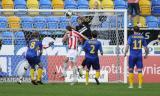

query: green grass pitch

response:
[0,83,159,96]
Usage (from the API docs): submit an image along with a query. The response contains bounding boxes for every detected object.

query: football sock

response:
[37,68,43,81]
[138,72,143,87]
[129,73,134,86]
[30,68,35,81]
[72,66,77,81]
[95,71,100,79]
[85,71,89,85]
[18,67,27,80]
[63,62,67,74]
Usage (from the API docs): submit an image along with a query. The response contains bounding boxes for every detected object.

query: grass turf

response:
[0,83,159,96]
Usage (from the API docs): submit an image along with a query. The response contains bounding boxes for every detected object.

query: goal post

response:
[0,9,128,83]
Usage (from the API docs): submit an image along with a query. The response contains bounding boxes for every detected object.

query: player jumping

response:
[124,26,149,88]
[62,26,87,85]
[82,30,103,85]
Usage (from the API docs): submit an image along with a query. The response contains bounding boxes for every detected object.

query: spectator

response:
[128,0,141,27]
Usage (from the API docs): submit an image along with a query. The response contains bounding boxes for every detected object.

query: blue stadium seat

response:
[14,0,26,16]
[14,31,26,45]
[1,31,13,45]
[46,16,59,29]
[114,0,127,9]
[146,16,158,28]
[64,0,77,9]
[59,16,69,29]
[34,16,47,29]
[21,16,34,29]
[39,0,52,15]
[152,0,160,15]
[71,16,78,27]
[0,16,8,28]
[77,0,89,9]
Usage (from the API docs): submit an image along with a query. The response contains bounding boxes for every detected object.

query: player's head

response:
[92,30,98,38]
[66,26,74,31]
[133,26,140,33]
[32,32,40,39]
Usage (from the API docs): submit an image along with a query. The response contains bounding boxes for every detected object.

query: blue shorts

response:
[85,57,100,70]
[129,55,143,69]
[26,56,41,69]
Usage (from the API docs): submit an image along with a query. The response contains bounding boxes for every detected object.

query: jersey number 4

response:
[133,40,142,49]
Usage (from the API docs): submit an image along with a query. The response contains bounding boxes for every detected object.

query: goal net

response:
[0,9,127,83]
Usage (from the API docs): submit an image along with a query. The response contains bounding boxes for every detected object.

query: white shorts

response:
[67,49,78,62]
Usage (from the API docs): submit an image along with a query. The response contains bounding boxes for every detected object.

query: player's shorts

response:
[85,57,100,70]
[67,49,78,62]
[26,56,41,69]
[128,55,143,69]
[128,3,140,15]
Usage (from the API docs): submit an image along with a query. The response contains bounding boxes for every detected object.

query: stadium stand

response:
[14,0,27,16]
[64,0,77,9]
[114,0,127,9]
[8,16,20,29]
[101,0,114,10]
[39,0,52,15]
[77,0,89,9]
[27,0,39,16]
[21,16,34,29]
[0,16,8,28]
[52,0,64,15]
[2,0,14,15]
[59,16,69,29]
[146,16,158,28]
[152,0,160,15]
[139,0,151,16]
[89,0,101,9]
[33,16,47,30]
[1,31,13,45]
[46,16,59,30]
[14,31,26,45]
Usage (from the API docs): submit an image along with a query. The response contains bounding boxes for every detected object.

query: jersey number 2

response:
[133,40,142,49]
[90,45,95,54]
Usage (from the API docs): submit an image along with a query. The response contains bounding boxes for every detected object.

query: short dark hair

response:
[66,26,73,31]
[92,30,98,38]
[133,26,140,33]
[32,32,39,38]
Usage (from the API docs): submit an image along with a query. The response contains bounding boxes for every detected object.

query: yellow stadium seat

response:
[52,0,64,9]
[101,0,114,10]
[139,0,151,15]
[2,0,14,15]
[133,16,146,27]
[8,16,21,29]
[89,0,101,9]
[27,0,39,16]
[52,0,64,15]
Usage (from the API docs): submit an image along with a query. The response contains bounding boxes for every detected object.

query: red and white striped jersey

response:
[68,30,83,49]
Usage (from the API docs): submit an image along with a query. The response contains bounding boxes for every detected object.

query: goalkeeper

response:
[74,16,93,76]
